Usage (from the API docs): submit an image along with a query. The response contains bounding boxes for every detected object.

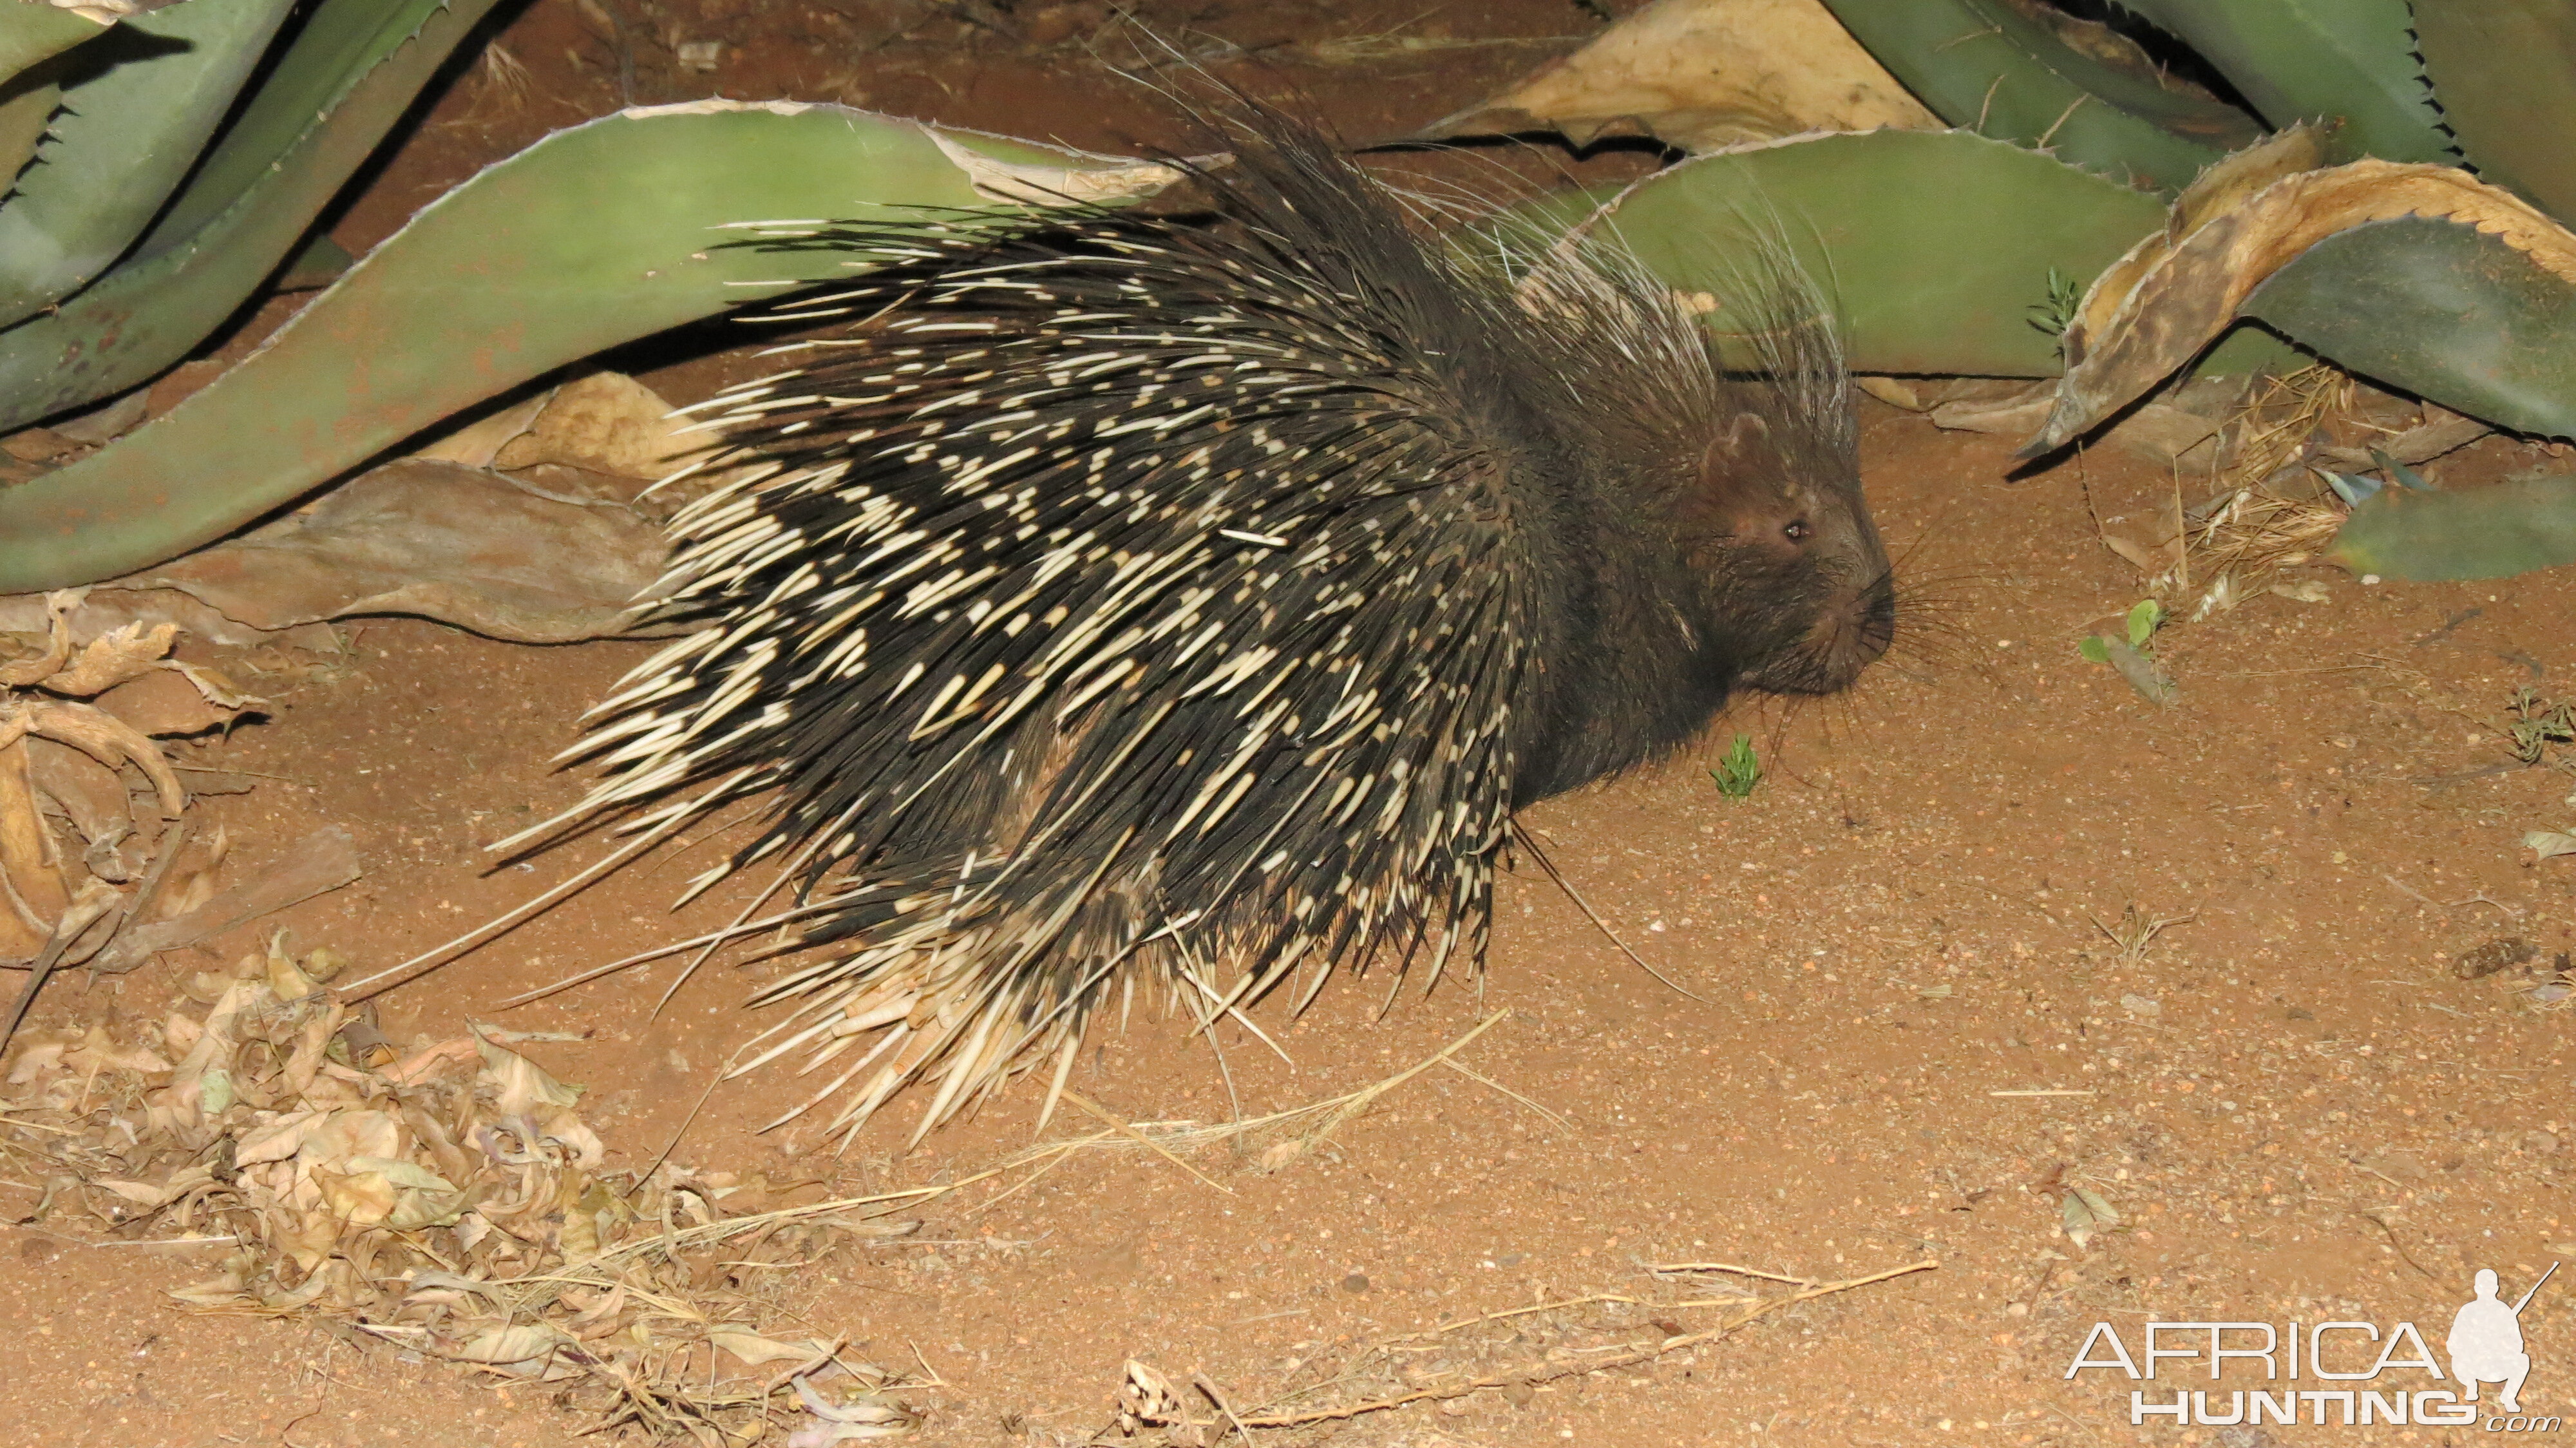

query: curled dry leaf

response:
[1417,0,1936,150]
[711,1329,835,1367]
[488,371,699,482]
[0,686,194,969]
[0,589,80,685]
[2025,145,2576,457]
[41,620,178,696]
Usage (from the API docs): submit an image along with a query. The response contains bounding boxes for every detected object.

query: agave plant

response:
[0,0,1183,593]
[4,0,2574,589]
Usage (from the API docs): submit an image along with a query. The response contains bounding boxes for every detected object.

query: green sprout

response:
[1710,734,1761,799]
[2027,265,2083,356]
[2079,598,2163,663]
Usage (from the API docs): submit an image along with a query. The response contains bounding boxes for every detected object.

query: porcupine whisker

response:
[1510,822,1704,1002]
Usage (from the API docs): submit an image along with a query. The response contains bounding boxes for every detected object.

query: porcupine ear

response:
[1710,412,1771,455]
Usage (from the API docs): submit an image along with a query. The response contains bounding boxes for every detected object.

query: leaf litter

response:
[0,600,357,1045]
[1,931,941,1445]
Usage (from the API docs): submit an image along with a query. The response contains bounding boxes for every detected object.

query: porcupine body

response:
[547,111,1895,1141]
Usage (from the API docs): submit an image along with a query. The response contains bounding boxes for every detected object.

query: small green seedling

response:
[2027,265,2083,357]
[2078,598,2164,664]
[1710,734,1761,799]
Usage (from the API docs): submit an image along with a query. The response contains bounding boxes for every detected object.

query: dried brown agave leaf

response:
[91,824,359,973]
[1416,0,1937,150]
[2027,155,2576,457]
[2065,126,2329,353]
[411,390,549,469]
[102,457,669,644]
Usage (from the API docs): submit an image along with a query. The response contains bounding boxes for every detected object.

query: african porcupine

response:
[516,109,1893,1141]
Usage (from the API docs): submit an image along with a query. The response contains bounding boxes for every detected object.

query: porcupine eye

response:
[1783,519,1812,544]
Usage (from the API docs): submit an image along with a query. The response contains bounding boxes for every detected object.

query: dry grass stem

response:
[2158,363,2360,619]
[1115,1259,1937,1434]
[995,1009,1526,1180]
[1645,1261,1819,1286]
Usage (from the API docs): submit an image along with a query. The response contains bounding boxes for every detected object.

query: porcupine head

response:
[520,105,1895,1145]
[1499,229,1894,804]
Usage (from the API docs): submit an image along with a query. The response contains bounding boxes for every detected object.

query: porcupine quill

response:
[451,105,1895,1145]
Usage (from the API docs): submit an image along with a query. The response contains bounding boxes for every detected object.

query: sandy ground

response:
[4,2,2575,1445]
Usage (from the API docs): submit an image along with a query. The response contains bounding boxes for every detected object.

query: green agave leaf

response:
[2329,472,2576,581]
[0,0,498,432]
[0,102,1182,592]
[2114,0,2452,166]
[2242,214,2576,439]
[1817,0,2257,193]
[0,3,109,82]
[0,77,59,194]
[135,0,459,249]
[0,0,301,329]
[2414,0,2576,223]
[1562,129,2166,376]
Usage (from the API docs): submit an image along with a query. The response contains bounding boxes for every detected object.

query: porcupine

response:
[511,107,1895,1143]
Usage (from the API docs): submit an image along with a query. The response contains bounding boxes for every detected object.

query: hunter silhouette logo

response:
[2065,1262,2559,1429]
[2453,1264,2554,1415]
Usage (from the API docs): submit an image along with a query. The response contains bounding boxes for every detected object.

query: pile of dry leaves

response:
[2,933,934,1444]
[0,593,359,1036]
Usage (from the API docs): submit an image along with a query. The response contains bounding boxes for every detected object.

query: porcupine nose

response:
[1855,571,1897,661]
[1778,568,1895,696]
